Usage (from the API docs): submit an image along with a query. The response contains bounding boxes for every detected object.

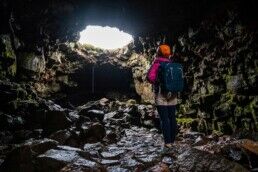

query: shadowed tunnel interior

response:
[66,63,139,105]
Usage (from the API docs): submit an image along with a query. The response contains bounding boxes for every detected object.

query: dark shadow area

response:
[64,63,140,106]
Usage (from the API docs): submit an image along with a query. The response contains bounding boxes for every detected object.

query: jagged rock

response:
[68,110,79,119]
[149,163,170,172]
[218,144,250,168]
[49,130,72,144]
[0,145,33,172]
[7,99,39,113]
[17,52,46,80]
[36,149,76,171]
[24,138,58,155]
[77,101,100,114]
[85,109,105,121]
[162,156,173,165]
[35,146,85,172]
[0,131,13,144]
[120,158,143,169]
[43,109,72,135]
[103,112,117,123]
[170,148,248,172]
[100,159,120,166]
[182,131,204,140]
[0,88,17,105]
[226,75,245,92]
[0,114,24,131]
[104,130,118,143]
[127,53,154,103]
[100,150,125,159]
[88,122,106,142]
[80,122,106,142]
[143,120,155,128]
[0,145,10,158]
[99,98,109,106]
[60,158,104,172]
[192,136,209,146]
[84,142,103,157]
[17,52,45,77]
[135,153,161,168]
[0,34,17,79]
[84,142,103,151]
[107,166,130,172]
[0,137,57,165]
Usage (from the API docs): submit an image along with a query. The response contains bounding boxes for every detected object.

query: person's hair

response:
[156,44,171,58]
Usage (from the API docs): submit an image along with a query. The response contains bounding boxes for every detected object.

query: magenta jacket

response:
[147,57,171,84]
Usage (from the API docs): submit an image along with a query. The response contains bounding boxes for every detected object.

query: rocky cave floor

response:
[0,91,258,172]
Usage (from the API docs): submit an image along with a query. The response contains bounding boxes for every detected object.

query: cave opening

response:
[66,63,140,106]
[78,25,133,50]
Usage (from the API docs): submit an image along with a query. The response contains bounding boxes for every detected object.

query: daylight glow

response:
[78,25,133,50]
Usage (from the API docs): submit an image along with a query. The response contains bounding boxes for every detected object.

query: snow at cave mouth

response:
[78,25,133,50]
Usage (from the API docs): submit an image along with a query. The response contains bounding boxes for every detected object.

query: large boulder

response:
[127,53,154,103]
[80,122,106,142]
[49,130,72,144]
[17,52,45,79]
[171,148,248,172]
[36,148,80,172]
[43,110,72,135]
[0,145,33,172]
[35,146,92,172]
[0,113,24,131]
[24,138,58,155]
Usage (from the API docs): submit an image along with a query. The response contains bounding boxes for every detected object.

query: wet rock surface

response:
[0,97,256,171]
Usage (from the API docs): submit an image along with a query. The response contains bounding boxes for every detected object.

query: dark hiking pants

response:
[156,105,177,144]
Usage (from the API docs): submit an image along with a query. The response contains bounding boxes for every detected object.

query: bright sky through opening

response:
[78,25,133,50]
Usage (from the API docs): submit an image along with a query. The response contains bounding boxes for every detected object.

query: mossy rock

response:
[212,130,223,136]
[17,52,45,73]
[234,106,243,117]
[240,118,252,131]
[79,43,103,53]
[217,121,233,135]
[0,34,17,78]
[197,118,209,134]
[177,117,194,124]
[177,117,195,128]
[243,97,258,130]
[213,102,232,120]
[7,99,39,112]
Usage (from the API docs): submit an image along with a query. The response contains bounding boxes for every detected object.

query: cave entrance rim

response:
[78,25,134,50]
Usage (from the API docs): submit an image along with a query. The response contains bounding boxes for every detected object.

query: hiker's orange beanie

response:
[158,44,171,58]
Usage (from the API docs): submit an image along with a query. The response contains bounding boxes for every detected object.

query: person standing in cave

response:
[147,44,178,149]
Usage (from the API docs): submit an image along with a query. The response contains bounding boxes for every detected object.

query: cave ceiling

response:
[0,0,231,43]
[1,0,257,48]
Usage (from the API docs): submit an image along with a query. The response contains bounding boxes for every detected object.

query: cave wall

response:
[175,11,258,134]
[0,0,258,135]
[129,9,258,134]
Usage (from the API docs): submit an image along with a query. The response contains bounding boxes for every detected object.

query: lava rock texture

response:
[0,0,258,171]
